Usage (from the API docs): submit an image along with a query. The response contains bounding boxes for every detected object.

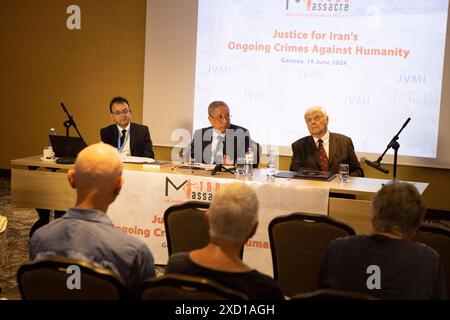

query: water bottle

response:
[244,148,254,176]
[48,128,56,147]
[267,147,277,178]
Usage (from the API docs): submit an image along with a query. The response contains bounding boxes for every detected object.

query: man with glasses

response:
[100,96,154,158]
[289,106,363,176]
[189,101,253,165]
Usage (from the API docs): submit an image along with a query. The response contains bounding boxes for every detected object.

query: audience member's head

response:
[371,181,426,239]
[208,101,231,134]
[109,96,132,128]
[304,106,329,138]
[208,182,259,244]
[68,143,123,209]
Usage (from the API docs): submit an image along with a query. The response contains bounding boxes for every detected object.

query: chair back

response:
[413,224,450,296]
[138,273,249,300]
[164,201,210,256]
[292,288,377,300]
[269,213,355,297]
[17,257,126,300]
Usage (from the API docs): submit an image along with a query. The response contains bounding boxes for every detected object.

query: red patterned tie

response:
[317,139,329,171]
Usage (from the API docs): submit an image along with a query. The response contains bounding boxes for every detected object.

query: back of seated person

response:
[165,182,284,300]
[30,143,156,294]
[318,182,447,300]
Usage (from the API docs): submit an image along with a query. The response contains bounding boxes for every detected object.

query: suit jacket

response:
[189,124,254,165]
[289,132,364,177]
[100,122,154,158]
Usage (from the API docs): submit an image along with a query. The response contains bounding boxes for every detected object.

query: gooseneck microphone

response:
[361,157,390,174]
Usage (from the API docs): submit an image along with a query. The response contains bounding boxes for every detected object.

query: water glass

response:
[339,163,349,182]
[235,157,245,175]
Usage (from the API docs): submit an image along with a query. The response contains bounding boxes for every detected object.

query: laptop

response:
[49,135,87,163]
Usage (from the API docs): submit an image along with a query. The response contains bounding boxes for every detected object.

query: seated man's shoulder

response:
[229,124,249,132]
[410,240,442,260]
[130,122,150,131]
[100,124,116,132]
[292,135,314,149]
[330,132,353,141]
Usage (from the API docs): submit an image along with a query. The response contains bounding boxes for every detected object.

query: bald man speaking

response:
[30,143,155,293]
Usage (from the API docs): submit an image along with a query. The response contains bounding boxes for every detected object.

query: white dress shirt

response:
[117,123,131,156]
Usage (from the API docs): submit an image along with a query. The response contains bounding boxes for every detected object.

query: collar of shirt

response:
[63,207,115,227]
[116,123,131,155]
[313,131,330,157]
[116,122,131,134]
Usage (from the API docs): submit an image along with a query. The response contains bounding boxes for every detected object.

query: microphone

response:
[211,164,223,176]
[60,102,69,114]
[361,157,389,174]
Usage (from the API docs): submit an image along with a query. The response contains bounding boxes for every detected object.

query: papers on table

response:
[120,155,155,164]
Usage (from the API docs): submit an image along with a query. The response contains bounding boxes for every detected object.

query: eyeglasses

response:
[305,115,324,124]
[210,114,231,122]
[112,109,130,116]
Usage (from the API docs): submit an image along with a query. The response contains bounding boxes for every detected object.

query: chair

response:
[413,223,450,296]
[292,288,377,300]
[17,257,126,300]
[138,273,249,300]
[164,201,245,259]
[164,201,211,256]
[269,213,355,297]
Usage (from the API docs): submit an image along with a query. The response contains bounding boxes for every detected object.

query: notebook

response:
[274,169,335,181]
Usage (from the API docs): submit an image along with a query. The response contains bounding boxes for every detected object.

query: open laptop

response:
[49,135,87,164]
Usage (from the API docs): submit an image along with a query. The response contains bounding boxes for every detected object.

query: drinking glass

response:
[339,163,349,182]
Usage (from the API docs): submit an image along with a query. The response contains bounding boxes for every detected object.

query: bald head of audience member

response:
[67,143,123,212]
[208,182,259,245]
[371,181,426,239]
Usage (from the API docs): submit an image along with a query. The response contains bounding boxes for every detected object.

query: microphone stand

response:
[60,102,87,146]
[368,117,411,180]
[211,164,235,176]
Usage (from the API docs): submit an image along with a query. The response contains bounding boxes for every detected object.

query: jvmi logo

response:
[286,0,350,14]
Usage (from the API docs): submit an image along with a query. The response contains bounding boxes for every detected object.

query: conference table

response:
[11,155,428,276]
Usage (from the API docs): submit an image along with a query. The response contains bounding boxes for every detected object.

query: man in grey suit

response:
[290,106,363,176]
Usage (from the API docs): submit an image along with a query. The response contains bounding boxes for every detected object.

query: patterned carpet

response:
[0,177,165,300]
[0,177,36,299]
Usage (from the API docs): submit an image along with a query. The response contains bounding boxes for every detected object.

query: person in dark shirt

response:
[166,182,284,300]
[318,182,447,300]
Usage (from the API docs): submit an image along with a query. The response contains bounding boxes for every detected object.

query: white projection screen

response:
[143,0,450,169]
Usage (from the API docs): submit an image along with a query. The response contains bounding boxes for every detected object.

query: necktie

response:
[120,129,127,148]
[317,139,329,171]
[214,136,224,164]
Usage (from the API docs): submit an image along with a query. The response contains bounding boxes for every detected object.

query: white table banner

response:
[107,170,329,276]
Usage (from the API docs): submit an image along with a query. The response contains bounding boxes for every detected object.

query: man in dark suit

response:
[290,106,363,176]
[100,96,154,158]
[189,101,256,165]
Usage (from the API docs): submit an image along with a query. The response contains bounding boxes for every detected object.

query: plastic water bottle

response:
[244,148,254,176]
[48,128,56,147]
[267,147,277,178]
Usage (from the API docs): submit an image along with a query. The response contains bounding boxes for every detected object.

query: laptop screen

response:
[49,135,87,158]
